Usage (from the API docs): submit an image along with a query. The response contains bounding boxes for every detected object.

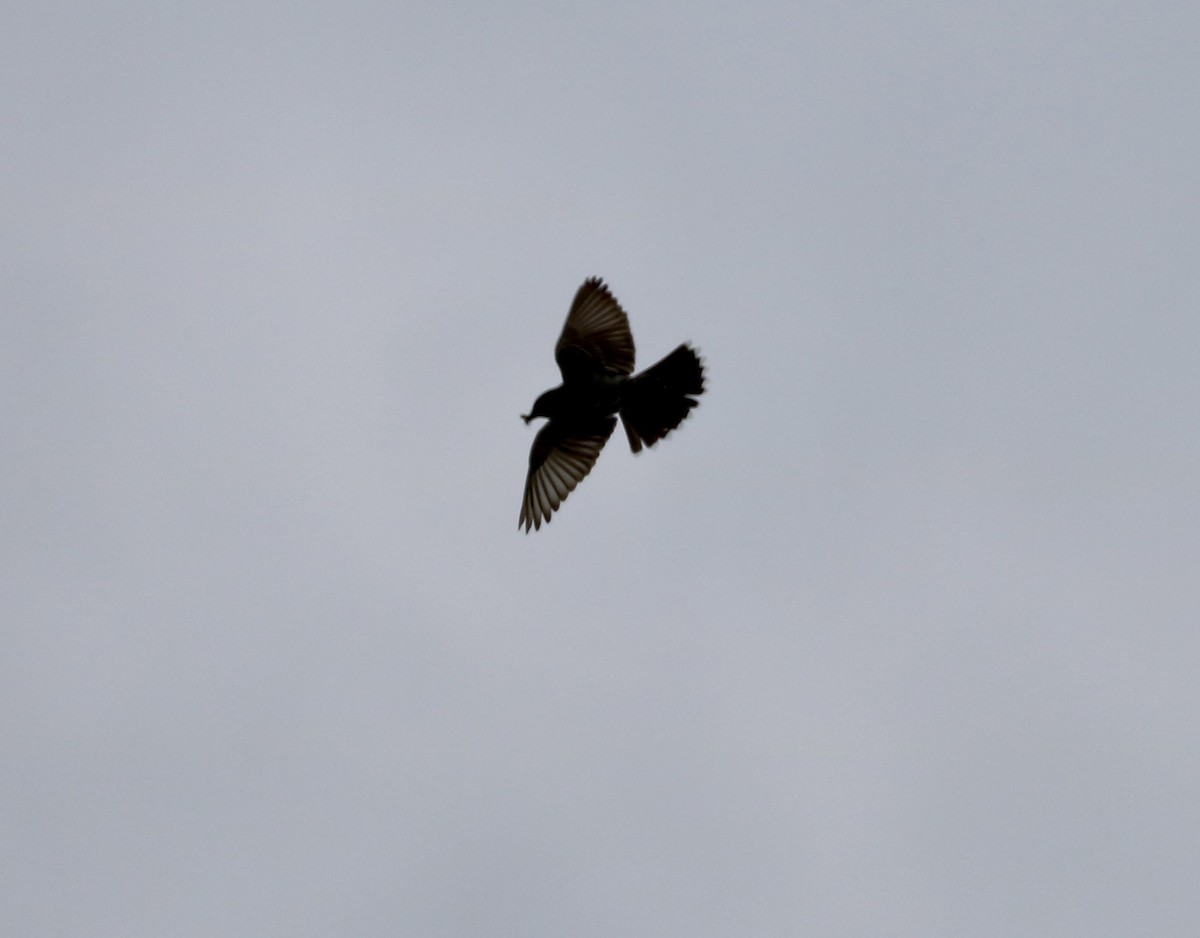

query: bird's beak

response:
[521,414,533,425]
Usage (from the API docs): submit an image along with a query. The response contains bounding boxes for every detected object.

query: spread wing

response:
[519,416,617,532]
[555,278,636,381]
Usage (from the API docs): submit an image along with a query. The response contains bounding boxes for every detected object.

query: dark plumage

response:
[519,278,705,532]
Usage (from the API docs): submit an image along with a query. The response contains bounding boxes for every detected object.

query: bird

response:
[519,277,705,532]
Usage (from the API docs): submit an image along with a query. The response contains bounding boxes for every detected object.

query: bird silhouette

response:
[519,277,704,532]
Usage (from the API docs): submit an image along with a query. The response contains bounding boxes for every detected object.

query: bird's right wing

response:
[519,416,617,532]
[555,278,636,381]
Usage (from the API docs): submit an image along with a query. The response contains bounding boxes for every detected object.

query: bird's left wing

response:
[555,278,636,381]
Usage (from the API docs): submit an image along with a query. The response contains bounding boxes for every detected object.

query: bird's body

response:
[519,278,704,532]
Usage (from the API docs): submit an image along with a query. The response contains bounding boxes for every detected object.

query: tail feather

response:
[620,344,705,453]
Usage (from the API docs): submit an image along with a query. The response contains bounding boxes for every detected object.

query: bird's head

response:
[521,388,559,425]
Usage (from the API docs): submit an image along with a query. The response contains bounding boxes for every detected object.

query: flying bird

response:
[519,277,705,532]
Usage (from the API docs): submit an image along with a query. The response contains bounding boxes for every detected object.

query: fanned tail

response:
[619,344,705,453]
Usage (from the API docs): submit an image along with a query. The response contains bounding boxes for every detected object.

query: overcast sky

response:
[3,3,1199,935]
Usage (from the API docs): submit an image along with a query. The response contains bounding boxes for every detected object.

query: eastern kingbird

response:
[519,277,705,532]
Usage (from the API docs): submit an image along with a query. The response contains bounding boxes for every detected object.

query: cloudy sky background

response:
[4,3,1198,935]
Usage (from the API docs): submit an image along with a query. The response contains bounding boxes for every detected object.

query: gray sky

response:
[4,3,1198,935]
